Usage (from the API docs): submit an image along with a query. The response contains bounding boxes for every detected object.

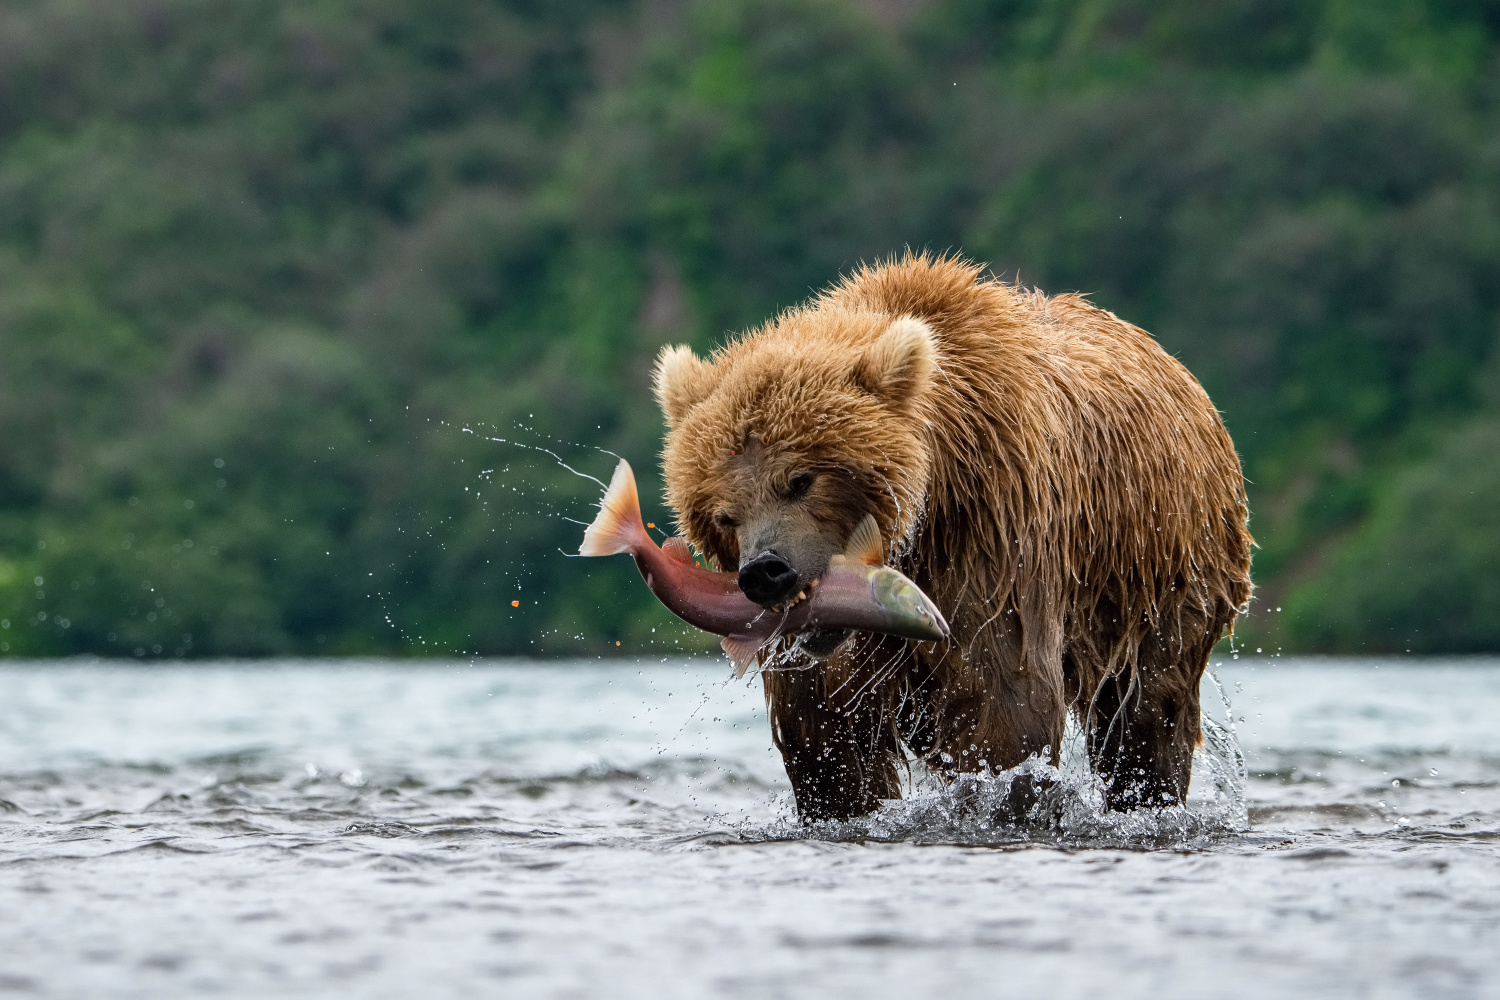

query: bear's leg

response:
[912,660,1069,826]
[1086,619,1219,810]
[762,659,902,821]
[1087,673,1194,809]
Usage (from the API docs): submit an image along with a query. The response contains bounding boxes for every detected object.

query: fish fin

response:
[721,634,765,678]
[843,514,883,566]
[579,459,645,556]
[661,536,695,566]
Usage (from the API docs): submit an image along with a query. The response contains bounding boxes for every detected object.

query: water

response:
[0,658,1496,999]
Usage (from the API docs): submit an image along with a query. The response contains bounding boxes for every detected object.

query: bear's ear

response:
[653,344,715,427]
[850,317,936,409]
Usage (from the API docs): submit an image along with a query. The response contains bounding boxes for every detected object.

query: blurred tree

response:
[1,0,1498,657]
[1283,412,1500,652]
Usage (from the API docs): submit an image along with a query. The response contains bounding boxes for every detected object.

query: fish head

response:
[653,315,938,611]
[792,548,948,659]
[866,564,950,642]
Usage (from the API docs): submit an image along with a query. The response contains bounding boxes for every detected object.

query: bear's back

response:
[827,254,1251,617]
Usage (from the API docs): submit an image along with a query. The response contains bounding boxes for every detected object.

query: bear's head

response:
[654,310,937,620]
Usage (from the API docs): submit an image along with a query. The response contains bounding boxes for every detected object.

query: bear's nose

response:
[738,552,800,607]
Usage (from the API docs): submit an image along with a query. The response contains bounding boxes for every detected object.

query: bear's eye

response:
[714,512,737,529]
[786,473,815,501]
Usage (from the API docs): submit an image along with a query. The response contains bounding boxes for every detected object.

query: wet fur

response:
[656,254,1253,819]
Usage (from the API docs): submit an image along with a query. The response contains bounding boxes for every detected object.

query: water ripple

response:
[0,659,1495,999]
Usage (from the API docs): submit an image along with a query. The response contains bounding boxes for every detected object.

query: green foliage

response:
[1,0,1498,657]
[1281,413,1500,652]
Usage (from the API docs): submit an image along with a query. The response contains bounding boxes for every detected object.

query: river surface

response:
[0,657,1496,999]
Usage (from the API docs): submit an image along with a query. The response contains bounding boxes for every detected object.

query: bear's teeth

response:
[774,590,810,613]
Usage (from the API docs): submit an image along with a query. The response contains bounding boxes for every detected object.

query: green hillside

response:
[2,0,1498,658]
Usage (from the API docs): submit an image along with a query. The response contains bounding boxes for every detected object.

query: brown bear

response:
[653,254,1252,819]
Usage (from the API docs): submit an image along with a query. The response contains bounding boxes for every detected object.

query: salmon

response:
[579,459,949,676]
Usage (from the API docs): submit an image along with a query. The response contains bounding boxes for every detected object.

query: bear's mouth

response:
[769,576,818,613]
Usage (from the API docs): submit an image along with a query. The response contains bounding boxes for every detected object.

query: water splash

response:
[1199,666,1249,828]
[735,699,1251,850]
[449,416,621,492]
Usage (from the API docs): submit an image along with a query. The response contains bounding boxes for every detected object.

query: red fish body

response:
[579,459,949,675]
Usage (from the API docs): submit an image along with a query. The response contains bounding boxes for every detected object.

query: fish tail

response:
[579,459,647,557]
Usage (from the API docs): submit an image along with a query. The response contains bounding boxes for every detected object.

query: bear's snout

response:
[738,551,800,607]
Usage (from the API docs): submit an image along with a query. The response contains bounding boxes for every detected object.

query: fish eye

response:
[786,473,815,501]
[714,512,737,529]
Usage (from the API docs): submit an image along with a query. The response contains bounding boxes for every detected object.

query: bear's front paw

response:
[991,772,1064,829]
